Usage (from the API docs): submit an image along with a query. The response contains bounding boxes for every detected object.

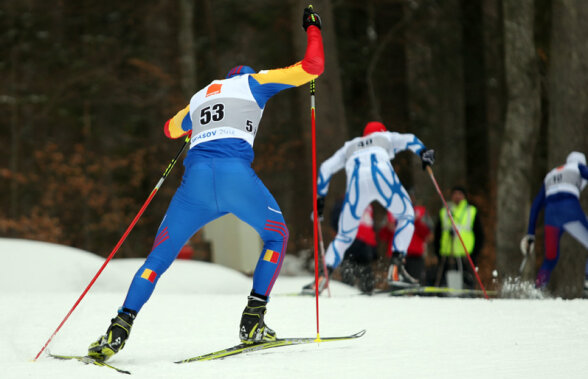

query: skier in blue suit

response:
[88,7,324,361]
[521,151,588,289]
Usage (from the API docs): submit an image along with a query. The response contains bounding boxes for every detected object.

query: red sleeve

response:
[301,26,324,75]
[164,119,172,139]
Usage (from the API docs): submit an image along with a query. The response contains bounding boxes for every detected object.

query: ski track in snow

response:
[2,238,588,379]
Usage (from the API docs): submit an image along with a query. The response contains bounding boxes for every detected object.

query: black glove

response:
[420,149,435,170]
[317,196,325,218]
[302,6,322,31]
[310,196,325,222]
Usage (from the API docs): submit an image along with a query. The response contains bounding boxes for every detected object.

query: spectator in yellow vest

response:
[433,186,484,289]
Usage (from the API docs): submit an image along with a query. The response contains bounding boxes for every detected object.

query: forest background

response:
[2,0,588,298]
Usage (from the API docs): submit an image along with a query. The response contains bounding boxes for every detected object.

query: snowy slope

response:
[2,237,588,379]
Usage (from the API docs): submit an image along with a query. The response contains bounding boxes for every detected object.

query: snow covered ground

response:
[2,237,588,379]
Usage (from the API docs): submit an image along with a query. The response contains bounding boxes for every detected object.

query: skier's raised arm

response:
[163,7,324,140]
[248,8,324,105]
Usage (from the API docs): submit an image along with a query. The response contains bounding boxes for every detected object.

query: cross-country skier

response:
[302,121,435,294]
[88,7,324,361]
[521,151,588,289]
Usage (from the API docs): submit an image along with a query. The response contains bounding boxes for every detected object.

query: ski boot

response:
[357,265,376,294]
[341,258,363,287]
[535,268,550,290]
[239,294,277,344]
[387,251,419,288]
[88,309,135,361]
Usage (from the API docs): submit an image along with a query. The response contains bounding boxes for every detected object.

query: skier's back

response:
[88,7,324,361]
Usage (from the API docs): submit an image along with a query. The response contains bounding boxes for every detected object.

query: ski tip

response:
[318,329,366,341]
[355,329,367,338]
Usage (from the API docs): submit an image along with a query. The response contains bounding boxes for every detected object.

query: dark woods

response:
[1,0,587,297]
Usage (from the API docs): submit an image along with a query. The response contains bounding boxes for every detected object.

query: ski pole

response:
[33,134,191,361]
[316,219,331,297]
[310,76,322,341]
[519,255,528,274]
[425,166,489,299]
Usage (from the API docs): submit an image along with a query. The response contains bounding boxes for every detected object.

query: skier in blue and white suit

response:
[521,151,588,289]
[302,121,435,294]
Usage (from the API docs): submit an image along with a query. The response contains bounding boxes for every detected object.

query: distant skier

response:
[302,121,435,294]
[88,7,324,361]
[521,151,588,289]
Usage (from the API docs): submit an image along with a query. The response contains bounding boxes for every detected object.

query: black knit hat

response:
[451,186,467,197]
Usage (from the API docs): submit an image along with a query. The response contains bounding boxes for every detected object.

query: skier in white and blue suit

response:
[303,121,435,294]
[521,151,588,289]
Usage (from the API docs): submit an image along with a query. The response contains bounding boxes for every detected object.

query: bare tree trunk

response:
[545,0,588,298]
[462,0,489,196]
[178,0,196,97]
[9,48,19,220]
[473,0,506,285]
[496,0,540,280]
[405,0,465,213]
[365,7,410,122]
[203,0,220,78]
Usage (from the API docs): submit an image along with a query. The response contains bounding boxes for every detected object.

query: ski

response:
[385,286,496,297]
[175,329,366,363]
[48,353,131,375]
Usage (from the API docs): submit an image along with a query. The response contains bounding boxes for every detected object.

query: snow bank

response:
[1,238,251,294]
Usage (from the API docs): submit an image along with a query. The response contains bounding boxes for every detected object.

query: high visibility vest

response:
[439,200,477,257]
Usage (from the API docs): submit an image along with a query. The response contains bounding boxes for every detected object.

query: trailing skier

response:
[521,151,588,289]
[302,121,435,295]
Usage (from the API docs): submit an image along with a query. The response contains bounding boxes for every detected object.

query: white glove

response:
[309,211,324,223]
[520,235,535,256]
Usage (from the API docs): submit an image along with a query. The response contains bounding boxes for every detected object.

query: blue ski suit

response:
[526,152,588,288]
[122,26,324,312]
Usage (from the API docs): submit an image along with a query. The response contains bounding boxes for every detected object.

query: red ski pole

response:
[316,219,331,297]
[33,135,190,361]
[426,166,489,299]
[310,77,323,340]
